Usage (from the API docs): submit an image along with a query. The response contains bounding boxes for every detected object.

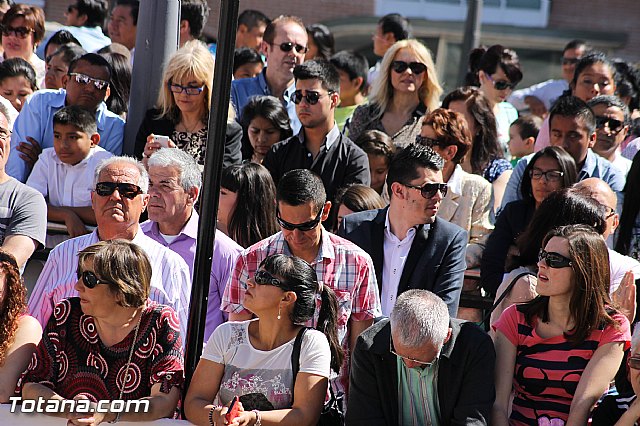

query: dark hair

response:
[221,163,278,248]
[549,95,596,135]
[466,44,523,87]
[0,57,37,90]
[0,250,27,367]
[69,52,112,80]
[276,169,326,215]
[386,143,444,198]
[587,94,631,126]
[329,50,369,94]
[240,95,292,160]
[47,44,86,68]
[115,0,139,25]
[377,13,411,41]
[521,225,617,344]
[616,151,640,255]
[511,115,542,141]
[332,184,385,231]
[263,15,304,45]
[568,52,616,97]
[44,29,82,56]
[2,3,45,44]
[74,0,109,27]
[100,52,131,116]
[237,9,270,31]
[563,39,590,54]
[293,59,340,94]
[259,254,344,373]
[613,59,640,111]
[233,47,263,73]
[180,0,210,39]
[305,24,334,60]
[355,129,395,162]
[422,108,472,165]
[442,86,503,174]
[53,105,98,135]
[520,146,578,203]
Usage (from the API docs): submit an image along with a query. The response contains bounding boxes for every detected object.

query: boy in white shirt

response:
[26,106,112,239]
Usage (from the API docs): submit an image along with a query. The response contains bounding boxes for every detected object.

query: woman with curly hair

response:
[0,250,41,402]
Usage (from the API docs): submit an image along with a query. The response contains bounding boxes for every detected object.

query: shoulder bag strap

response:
[290,327,308,405]
[483,271,536,326]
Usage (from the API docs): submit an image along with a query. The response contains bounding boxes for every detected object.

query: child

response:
[329,50,369,132]
[26,105,112,241]
[355,129,395,195]
[233,47,264,80]
[508,115,542,167]
[0,57,38,112]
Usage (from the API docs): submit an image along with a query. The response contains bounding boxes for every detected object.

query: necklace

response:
[179,119,203,134]
[118,308,143,400]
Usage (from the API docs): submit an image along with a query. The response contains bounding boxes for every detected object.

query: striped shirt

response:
[397,356,441,426]
[27,228,192,342]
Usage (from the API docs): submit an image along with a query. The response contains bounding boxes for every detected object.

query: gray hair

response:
[93,156,149,193]
[587,95,631,125]
[390,290,450,348]
[0,99,13,130]
[147,148,202,192]
[632,323,640,354]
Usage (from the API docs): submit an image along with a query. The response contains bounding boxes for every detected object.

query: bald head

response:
[573,178,617,208]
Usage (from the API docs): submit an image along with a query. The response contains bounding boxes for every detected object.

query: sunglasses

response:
[270,42,308,54]
[168,82,205,96]
[290,90,333,105]
[403,182,448,199]
[276,208,323,231]
[390,337,439,368]
[486,74,517,91]
[529,168,564,182]
[595,116,625,134]
[254,269,285,288]
[629,356,640,370]
[76,269,109,289]
[69,72,109,90]
[391,61,427,75]
[95,182,144,199]
[1,25,34,39]
[415,134,441,147]
[538,249,573,269]
[561,57,580,66]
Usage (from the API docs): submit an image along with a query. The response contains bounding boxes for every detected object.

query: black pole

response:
[182,0,240,402]
[457,0,483,87]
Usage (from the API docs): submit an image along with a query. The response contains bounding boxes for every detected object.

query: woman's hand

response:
[65,395,108,426]
[211,401,246,426]
[613,271,637,323]
[144,134,177,158]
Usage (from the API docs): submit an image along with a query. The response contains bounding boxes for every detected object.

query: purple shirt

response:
[141,210,242,341]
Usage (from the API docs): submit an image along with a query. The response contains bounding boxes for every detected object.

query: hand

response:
[230,407,257,426]
[17,137,42,169]
[144,134,176,158]
[66,395,107,426]
[524,96,548,118]
[64,210,90,238]
[613,270,637,323]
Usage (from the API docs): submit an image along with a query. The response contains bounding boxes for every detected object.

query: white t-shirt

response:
[202,319,330,409]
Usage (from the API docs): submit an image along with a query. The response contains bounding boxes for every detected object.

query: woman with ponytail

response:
[185,253,342,426]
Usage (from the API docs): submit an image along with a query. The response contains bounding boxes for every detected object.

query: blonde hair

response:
[370,39,442,120]
[156,40,235,123]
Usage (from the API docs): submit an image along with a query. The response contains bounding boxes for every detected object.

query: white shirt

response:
[611,153,632,177]
[608,248,640,294]
[381,211,418,316]
[27,227,192,344]
[26,146,112,207]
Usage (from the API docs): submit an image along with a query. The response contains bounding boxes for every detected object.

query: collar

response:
[384,209,419,240]
[447,164,463,195]
[297,122,341,150]
[580,149,598,177]
[258,67,296,100]
[385,206,430,235]
[147,209,199,241]
[279,226,336,263]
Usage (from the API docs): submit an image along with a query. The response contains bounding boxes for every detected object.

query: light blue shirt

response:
[37,26,111,58]
[231,67,301,134]
[6,89,125,182]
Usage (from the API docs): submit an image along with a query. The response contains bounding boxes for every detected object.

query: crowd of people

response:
[1,1,640,425]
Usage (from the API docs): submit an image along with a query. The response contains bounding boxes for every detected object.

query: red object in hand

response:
[225,396,240,423]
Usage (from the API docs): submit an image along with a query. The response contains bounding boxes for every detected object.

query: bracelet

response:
[208,406,215,426]
[252,409,262,426]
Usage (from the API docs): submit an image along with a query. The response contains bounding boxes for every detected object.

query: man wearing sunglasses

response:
[231,15,307,134]
[588,95,632,176]
[6,53,125,183]
[340,143,467,318]
[28,156,192,343]
[348,290,496,425]
[222,168,381,399]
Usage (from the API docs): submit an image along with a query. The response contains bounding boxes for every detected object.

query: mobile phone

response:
[153,135,170,148]
[225,396,240,423]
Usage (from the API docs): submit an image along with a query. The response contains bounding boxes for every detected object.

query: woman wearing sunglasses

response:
[136,40,242,170]
[347,39,442,149]
[185,253,342,426]
[492,224,631,426]
[19,240,184,423]
[0,4,45,82]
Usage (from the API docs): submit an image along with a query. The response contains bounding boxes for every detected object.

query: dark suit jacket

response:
[339,207,467,317]
[346,318,496,426]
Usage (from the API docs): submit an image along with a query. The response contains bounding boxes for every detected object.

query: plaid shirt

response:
[221,228,381,395]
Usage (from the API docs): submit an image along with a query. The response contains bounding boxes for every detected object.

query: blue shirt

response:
[6,89,125,182]
[231,68,301,134]
[37,26,111,58]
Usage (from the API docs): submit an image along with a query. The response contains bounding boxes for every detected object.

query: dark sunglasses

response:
[391,61,427,75]
[538,249,573,269]
[270,42,308,54]
[254,269,285,288]
[403,182,448,199]
[290,90,333,105]
[1,25,34,39]
[415,134,441,147]
[561,57,580,66]
[629,356,640,370]
[276,208,323,231]
[95,182,144,199]
[76,269,109,289]
[486,74,517,91]
[595,116,625,134]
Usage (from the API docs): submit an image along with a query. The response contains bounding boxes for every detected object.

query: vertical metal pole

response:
[122,0,181,155]
[457,0,483,87]
[182,0,239,401]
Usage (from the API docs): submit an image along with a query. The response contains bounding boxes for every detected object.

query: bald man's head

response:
[573,178,618,239]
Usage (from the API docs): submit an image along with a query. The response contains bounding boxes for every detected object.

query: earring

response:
[277,304,281,320]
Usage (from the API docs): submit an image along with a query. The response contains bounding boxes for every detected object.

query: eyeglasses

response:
[69,72,109,90]
[391,61,427,75]
[1,25,34,39]
[76,270,110,289]
[415,134,441,147]
[290,90,333,105]
[529,168,564,182]
[538,249,573,269]
[561,57,580,66]
[254,269,285,288]
[168,82,205,96]
[269,42,308,54]
[95,182,144,199]
[390,337,439,368]
[629,356,640,370]
[276,208,324,231]
[605,206,617,220]
[403,182,448,199]
[595,116,625,134]
[486,74,517,91]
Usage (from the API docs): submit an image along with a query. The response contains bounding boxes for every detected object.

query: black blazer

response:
[346,318,496,426]
[339,207,468,317]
